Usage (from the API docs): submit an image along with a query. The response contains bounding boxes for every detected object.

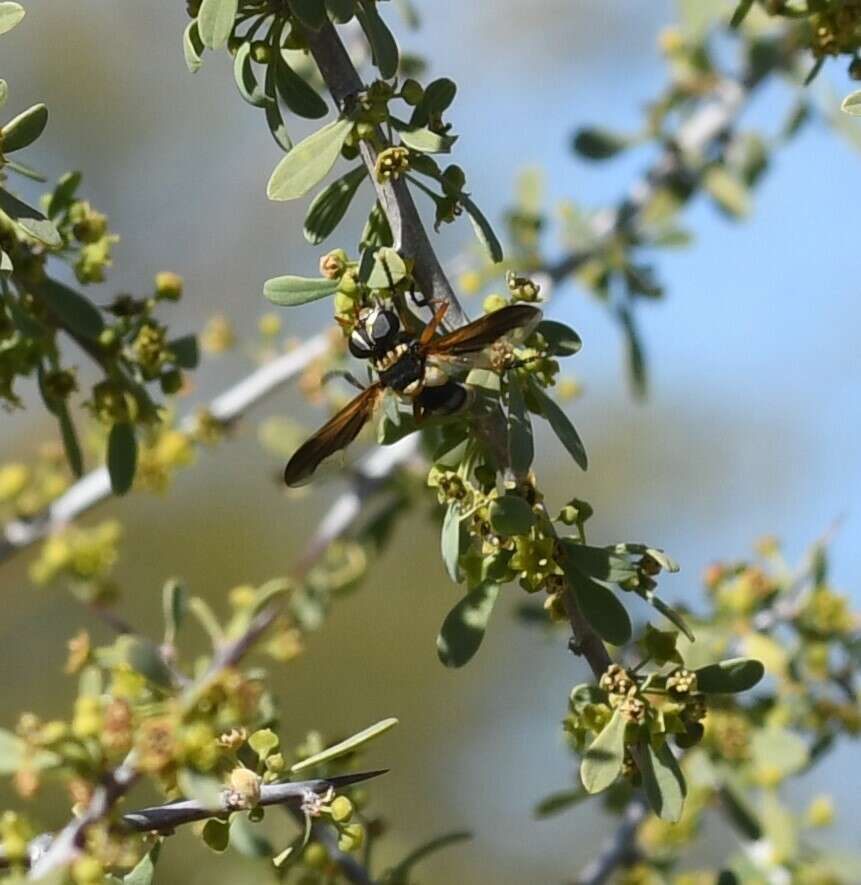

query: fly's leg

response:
[321,370,366,392]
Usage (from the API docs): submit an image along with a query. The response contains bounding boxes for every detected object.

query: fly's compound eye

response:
[348,328,374,359]
[369,309,399,348]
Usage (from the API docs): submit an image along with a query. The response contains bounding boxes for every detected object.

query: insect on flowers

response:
[283,300,541,486]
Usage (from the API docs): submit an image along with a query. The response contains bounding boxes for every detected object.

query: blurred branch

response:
[0,332,332,564]
[296,11,469,330]
[572,796,648,885]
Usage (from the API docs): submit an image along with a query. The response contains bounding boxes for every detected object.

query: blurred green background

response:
[2,1,861,881]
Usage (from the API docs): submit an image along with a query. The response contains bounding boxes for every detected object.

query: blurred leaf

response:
[618,305,647,397]
[729,0,755,28]
[6,157,46,182]
[565,570,632,646]
[528,380,587,470]
[718,775,762,840]
[560,539,637,583]
[107,422,137,496]
[0,79,6,108]
[267,117,352,201]
[703,166,750,217]
[202,818,230,853]
[642,740,686,822]
[384,831,471,882]
[536,320,581,356]
[178,768,224,809]
[0,188,61,246]
[291,717,398,772]
[367,246,407,288]
[263,274,339,306]
[162,579,186,646]
[533,787,587,818]
[1,102,47,152]
[761,791,796,862]
[183,20,205,73]
[120,636,173,690]
[275,54,328,119]
[695,658,764,693]
[0,728,58,774]
[197,0,238,49]
[646,594,694,641]
[572,127,629,160]
[436,584,499,668]
[53,404,83,478]
[233,41,267,107]
[123,843,160,885]
[291,0,328,30]
[441,502,462,582]
[751,727,808,778]
[393,0,420,27]
[581,710,625,793]
[0,2,24,35]
[47,170,82,218]
[36,277,104,340]
[249,728,279,759]
[326,0,355,23]
[462,195,503,263]
[396,124,456,154]
[357,0,399,79]
[229,815,272,858]
[488,495,534,536]
[841,90,861,116]
[507,375,533,475]
[169,334,199,369]
[304,165,366,245]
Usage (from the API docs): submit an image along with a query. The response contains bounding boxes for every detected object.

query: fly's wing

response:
[423,304,542,357]
[283,384,383,487]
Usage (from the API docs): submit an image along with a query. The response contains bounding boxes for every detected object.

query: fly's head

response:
[349,305,401,360]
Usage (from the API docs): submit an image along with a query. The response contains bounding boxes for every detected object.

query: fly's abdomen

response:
[378,351,424,394]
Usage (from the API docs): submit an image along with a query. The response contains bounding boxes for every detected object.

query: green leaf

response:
[730,0,755,28]
[580,709,626,793]
[0,188,61,246]
[264,63,291,151]
[275,54,328,119]
[291,0,328,30]
[291,717,398,772]
[119,636,173,690]
[197,0,238,49]
[107,422,138,496]
[263,274,340,306]
[1,102,47,152]
[647,593,694,642]
[461,195,503,263]
[233,41,267,107]
[229,815,273,858]
[385,831,472,880]
[47,170,82,218]
[367,246,407,288]
[168,334,199,369]
[304,165,366,244]
[0,2,24,35]
[57,405,84,477]
[162,578,186,646]
[841,90,861,116]
[507,375,533,475]
[36,277,104,340]
[536,320,581,356]
[183,20,205,73]
[202,818,230,853]
[0,248,11,273]
[528,380,587,470]
[703,165,750,217]
[0,728,58,774]
[560,539,637,583]
[761,792,796,864]
[694,658,764,693]
[488,495,534,536]
[357,0,399,79]
[123,843,161,885]
[441,502,462,582]
[410,78,456,127]
[565,571,632,646]
[533,787,587,819]
[6,157,47,182]
[178,768,223,809]
[618,305,647,398]
[267,117,353,201]
[718,775,762,840]
[641,740,686,822]
[751,727,808,778]
[0,79,7,108]
[436,583,499,668]
[396,124,456,154]
[572,127,629,160]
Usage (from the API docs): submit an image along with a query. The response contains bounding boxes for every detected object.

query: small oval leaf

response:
[183,20,205,73]
[641,739,686,822]
[536,319,582,356]
[0,188,61,246]
[267,117,353,201]
[842,90,861,116]
[0,2,24,36]
[304,164,367,244]
[580,709,626,793]
[507,375,534,475]
[568,573,632,646]
[275,55,328,119]
[436,584,500,668]
[441,502,462,583]
[291,717,398,772]
[560,539,637,583]
[263,274,340,306]
[529,380,588,470]
[233,41,267,107]
[107,422,138,496]
[36,277,104,340]
[694,658,764,693]
[461,195,503,263]
[1,102,47,152]
[197,0,238,49]
[357,0,399,79]
[488,495,534,536]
